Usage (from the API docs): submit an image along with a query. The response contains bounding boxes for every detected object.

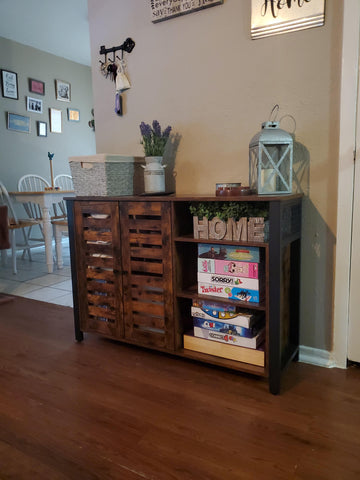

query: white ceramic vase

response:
[142,156,166,193]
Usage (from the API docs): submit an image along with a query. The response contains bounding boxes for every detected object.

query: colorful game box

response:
[198,244,260,263]
[197,272,260,291]
[192,317,264,338]
[193,326,265,349]
[191,305,263,329]
[197,258,259,278]
[198,282,260,303]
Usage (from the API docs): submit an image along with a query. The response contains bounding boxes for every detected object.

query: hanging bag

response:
[115,60,131,93]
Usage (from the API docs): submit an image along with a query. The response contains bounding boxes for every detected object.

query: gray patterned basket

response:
[69,154,144,196]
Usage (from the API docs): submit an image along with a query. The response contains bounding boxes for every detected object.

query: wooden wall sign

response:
[251,0,325,39]
[151,0,223,24]
[193,216,265,242]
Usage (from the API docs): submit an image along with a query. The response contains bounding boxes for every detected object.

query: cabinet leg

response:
[269,375,281,395]
[75,328,84,342]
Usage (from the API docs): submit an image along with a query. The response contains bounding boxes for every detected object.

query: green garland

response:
[189,202,269,221]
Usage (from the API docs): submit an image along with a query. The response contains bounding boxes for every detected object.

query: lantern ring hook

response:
[269,104,279,122]
[279,114,296,134]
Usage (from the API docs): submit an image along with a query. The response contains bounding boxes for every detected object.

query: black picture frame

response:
[29,78,45,96]
[37,121,47,137]
[1,69,19,99]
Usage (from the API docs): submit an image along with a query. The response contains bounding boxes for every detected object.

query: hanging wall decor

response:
[55,79,71,102]
[7,112,30,133]
[49,108,62,133]
[27,96,43,114]
[251,0,325,39]
[151,0,223,23]
[99,38,135,116]
[29,78,45,96]
[1,70,18,99]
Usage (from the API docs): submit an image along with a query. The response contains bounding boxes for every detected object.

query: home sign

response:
[151,0,223,23]
[251,0,325,39]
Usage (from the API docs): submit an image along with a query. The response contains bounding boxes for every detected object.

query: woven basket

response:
[69,154,144,196]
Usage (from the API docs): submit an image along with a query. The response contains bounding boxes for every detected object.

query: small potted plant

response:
[139,120,172,193]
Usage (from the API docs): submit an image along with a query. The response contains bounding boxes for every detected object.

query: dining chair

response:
[0,181,44,274]
[54,174,73,217]
[51,175,73,269]
[17,174,51,241]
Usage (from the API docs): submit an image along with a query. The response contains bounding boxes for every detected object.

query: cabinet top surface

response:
[65,193,303,202]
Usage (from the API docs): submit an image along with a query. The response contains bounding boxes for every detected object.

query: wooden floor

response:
[0,298,359,480]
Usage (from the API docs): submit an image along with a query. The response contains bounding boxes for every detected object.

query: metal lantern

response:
[249,121,293,195]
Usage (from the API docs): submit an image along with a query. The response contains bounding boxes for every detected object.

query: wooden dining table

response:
[10,190,75,273]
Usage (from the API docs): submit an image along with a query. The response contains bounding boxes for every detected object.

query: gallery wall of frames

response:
[0,37,96,191]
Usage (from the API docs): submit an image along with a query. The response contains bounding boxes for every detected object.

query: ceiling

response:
[0,0,91,66]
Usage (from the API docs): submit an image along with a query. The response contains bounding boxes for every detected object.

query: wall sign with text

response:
[151,0,223,23]
[251,0,325,39]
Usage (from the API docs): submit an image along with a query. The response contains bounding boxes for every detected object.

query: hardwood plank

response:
[87,293,116,308]
[130,260,163,275]
[86,268,115,282]
[128,218,162,231]
[127,202,162,216]
[130,274,164,288]
[131,299,165,317]
[130,246,163,260]
[84,230,112,242]
[88,304,116,320]
[131,286,164,303]
[0,298,360,479]
[128,232,163,246]
[132,312,165,330]
[87,279,115,294]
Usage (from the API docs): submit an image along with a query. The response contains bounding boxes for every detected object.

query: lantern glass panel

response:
[249,146,258,191]
[261,143,292,193]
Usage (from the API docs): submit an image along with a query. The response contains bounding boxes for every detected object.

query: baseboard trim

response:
[299,345,337,368]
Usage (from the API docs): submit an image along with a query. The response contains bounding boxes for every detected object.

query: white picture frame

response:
[251,0,325,39]
[49,108,62,133]
[27,96,43,114]
[55,79,71,102]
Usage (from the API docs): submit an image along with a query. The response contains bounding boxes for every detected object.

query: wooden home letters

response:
[193,216,265,242]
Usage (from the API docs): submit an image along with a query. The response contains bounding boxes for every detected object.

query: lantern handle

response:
[269,104,279,122]
[279,114,296,134]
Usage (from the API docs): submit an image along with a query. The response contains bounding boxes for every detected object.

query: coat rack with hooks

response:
[99,37,135,57]
[99,38,135,117]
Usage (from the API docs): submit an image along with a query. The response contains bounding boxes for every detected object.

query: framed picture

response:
[67,108,80,122]
[55,79,71,102]
[37,121,47,137]
[1,70,18,99]
[49,108,62,133]
[29,78,45,96]
[7,112,30,133]
[27,96,43,114]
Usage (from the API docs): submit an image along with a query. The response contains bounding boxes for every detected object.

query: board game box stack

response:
[183,299,265,366]
[197,243,264,303]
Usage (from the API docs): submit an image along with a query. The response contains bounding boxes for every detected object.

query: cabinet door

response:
[73,201,123,338]
[120,201,174,350]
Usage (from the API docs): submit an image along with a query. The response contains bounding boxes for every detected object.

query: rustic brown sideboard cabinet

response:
[66,194,302,394]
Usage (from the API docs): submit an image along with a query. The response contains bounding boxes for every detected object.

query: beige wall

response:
[0,37,96,191]
[88,1,343,351]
